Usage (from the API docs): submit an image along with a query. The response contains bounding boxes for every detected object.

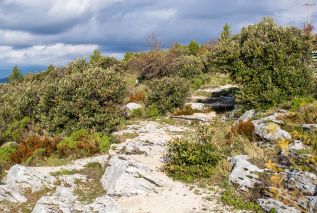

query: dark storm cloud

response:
[0,0,313,77]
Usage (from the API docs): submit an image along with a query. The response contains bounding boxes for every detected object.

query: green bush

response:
[0,145,16,162]
[145,104,161,118]
[212,18,314,109]
[170,55,204,79]
[1,117,30,143]
[146,77,190,114]
[57,129,112,157]
[164,126,223,182]
[37,66,127,134]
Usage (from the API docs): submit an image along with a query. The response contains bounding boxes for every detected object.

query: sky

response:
[0,0,315,78]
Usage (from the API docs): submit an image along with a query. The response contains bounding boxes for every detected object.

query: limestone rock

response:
[308,196,317,213]
[284,170,317,196]
[186,102,205,111]
[172,112,216,122]
[126,103,142,111]
[253,122,291,142]
[32,187,77,213]
[87,195,128,213]
[0,185,27,203]
[302,124,317,132]
[5,165,56,193]
[289,140,307,152]
[258,198,300,213]
[233,110,255,125]
[101,155,164,196]
[229,155,264,191]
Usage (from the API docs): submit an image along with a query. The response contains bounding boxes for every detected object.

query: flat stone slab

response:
[172,112,217,122]
[101,155,164,197]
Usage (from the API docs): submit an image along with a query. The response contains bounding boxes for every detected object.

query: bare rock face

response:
[253,122,291,142]
[0,185,27,203]
[284,170,317,196]
[32,187,77,213]
[5,165,56,193]
[233,110,255,126]
[32,187,127,213]
[258,198,300,213]
[229,155,264,191]
[308,196,317,213]
[101,155,164,196]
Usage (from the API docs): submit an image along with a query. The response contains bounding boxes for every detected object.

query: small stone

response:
[253,122,291,142]
[126,103,142,111]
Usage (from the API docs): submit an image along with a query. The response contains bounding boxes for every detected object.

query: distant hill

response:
[0,77,8,83]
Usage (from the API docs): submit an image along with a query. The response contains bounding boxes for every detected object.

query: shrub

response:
[212,18,314,109]
[129,51,175,81]
[11,135,59,164]
[170,55,204,79]
[146,77,190,114]
[37,66,127,134]
[57,129,112,157]
[1,117,30,143]
[145,104,161,118]
[0,145,16,162]
[164,137,223,182]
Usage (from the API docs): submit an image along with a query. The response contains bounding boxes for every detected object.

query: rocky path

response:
[0,120,233,213]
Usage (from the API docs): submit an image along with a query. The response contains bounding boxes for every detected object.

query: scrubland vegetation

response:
[1,17,317,212]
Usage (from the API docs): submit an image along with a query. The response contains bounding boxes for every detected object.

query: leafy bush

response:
[0,145,16,162]
[212,18,314,109]
[1,117,30,143]
[145,104,161,118]
[146,77,190,114]
[57,129,112,157]
[170,55,204,79]
[37,66,127,134]
[164,125,223,182]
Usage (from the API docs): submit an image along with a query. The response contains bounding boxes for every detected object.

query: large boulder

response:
[5,165,56,193]
[101,155,164,196]
[258,198,300,213]
[0,185,26,203]
[229,155,264,191]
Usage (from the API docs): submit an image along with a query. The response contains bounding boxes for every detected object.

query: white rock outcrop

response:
[5,165,56,193]
[229,155,264,191]
[125,103,142,111]
[101,155,164,196]
[0,185,27,203]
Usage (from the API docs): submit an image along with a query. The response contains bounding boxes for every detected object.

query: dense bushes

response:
[212,18,314,109]
[146,77,190,114]
[37,66,127,134]
[0,59,127,145]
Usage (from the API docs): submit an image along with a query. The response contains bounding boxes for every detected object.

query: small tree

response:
[9,65,23,83]
[220,23,231,41]
[188,40,200,55]
[90,49,103,64]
